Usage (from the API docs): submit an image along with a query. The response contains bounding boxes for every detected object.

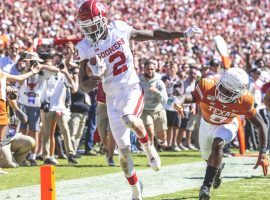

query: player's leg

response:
[107,98,142,199]
[198,118,216,200]
[211,118,238,189]
[199,118,238,199]
[120,85,161,171]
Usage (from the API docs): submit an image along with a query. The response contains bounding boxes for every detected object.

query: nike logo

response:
[232,110,239,112]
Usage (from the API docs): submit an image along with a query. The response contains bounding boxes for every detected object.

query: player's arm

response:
[248,112,269,176]
[173,93,196,117]
[130,25,202,42]
[79,60,99,93]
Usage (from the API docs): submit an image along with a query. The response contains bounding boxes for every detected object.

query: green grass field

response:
[0,151,202,190]
[1,150,270,200]
[146,176,270,200]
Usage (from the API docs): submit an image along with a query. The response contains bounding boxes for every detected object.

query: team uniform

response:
[191,78,256,159]
[77,20,144,148]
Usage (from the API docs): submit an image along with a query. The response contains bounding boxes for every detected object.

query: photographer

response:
[0,92,35,168]
[41,53,78,165]
[0,61,41,147]
[18,52,59,166]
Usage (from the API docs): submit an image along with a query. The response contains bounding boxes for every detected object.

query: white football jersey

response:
[77,20,139,96]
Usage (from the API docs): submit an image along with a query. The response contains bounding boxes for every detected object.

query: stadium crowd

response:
[0,0,269,169]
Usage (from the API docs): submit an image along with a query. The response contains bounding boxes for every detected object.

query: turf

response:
[0,151,202,190]
[145,175,270,200]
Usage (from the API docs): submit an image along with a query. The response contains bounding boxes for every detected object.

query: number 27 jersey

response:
[191,78,256,125]
[76,20,139,96]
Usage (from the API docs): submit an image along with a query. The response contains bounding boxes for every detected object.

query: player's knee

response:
[119,147,134,176]
[212,137,224,154]
[121,115,137,129]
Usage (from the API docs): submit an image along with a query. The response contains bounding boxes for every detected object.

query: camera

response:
[40,100,50,113]
[57,61,65,70]
[30,60,39,67]
[7,92,18,100]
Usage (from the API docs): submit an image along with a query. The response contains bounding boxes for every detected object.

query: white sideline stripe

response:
[0,157,262,200]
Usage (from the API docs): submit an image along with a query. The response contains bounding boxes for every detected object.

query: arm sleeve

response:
[244,94,257,119]
[112,20,133,40]
[191,79,205,103]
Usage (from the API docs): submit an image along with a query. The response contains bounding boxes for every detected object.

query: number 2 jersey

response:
[76,20,139,96]
[191,78,256,125]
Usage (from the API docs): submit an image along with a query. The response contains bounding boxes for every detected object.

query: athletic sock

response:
[203,165,219,188]
[126,172,141,197]
[126,171,138,185]
[138,134,149,145]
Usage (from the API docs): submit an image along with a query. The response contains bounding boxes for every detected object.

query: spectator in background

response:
[206,59,221,80]
[96,82,115,166]
[140,59,168,148]
[18,52,59,166]
[0,42,20,73]
[262,82,270,151]
[178,67,198,150]
[0,95,35,168]
[162,61,182,151]
[85,88,100,156]
[69,66,90,157]
[41,60,78,165]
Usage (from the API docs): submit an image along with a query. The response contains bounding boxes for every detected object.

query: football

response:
[89,57,97,65]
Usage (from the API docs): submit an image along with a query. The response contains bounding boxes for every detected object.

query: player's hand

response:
[87,55,107,77]
[173,103,185,118]
[254,153,269,176]
[184,25,203,37]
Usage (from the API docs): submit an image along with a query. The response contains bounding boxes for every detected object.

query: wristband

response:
[259,147,267,154]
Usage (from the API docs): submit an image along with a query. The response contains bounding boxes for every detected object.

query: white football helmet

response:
[215,68,249,103]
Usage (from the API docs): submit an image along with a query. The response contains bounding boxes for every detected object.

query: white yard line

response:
[0,157,262,200]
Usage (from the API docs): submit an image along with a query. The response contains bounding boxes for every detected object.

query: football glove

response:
[87,55,107,77]
[184,25,203,37]
[253,153,269,176]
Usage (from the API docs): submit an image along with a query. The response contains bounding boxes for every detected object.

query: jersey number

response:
[209,113,227,124]
[109,51,128,76]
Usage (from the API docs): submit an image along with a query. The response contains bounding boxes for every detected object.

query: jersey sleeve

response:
[243,92,257,119]
[111,20,133,40]
[76,39,91,62]
[191,78,208,103]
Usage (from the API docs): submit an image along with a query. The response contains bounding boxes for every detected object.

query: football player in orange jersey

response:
[173,67,269,200]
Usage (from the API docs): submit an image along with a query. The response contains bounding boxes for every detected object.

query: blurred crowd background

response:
[0,0,269,169]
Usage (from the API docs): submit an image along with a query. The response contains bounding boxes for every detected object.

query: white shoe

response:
[142,144,161,171]
[179,143,189,151]
[187,144,198,150]
[131,180,143,200]
[172,145,181,152]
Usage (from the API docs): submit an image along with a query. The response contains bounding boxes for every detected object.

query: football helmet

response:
[77,0,108,43]
[215,68,249,103]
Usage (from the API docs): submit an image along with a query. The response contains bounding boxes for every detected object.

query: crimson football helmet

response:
[77,0,108,43]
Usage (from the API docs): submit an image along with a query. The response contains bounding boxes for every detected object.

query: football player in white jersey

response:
[76,1,202,199]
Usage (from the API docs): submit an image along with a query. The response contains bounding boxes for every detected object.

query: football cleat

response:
[213,162,225,189]
[142,144,161,171]
[199,185,210,200]
[131,180,143,200]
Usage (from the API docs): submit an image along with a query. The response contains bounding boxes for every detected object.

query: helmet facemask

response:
[78,16,107,44]
[215,80,242,103]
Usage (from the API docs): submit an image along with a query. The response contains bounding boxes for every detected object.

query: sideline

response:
[0,157,261,200]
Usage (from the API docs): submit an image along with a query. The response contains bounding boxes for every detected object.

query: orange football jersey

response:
[191,78,256,125]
